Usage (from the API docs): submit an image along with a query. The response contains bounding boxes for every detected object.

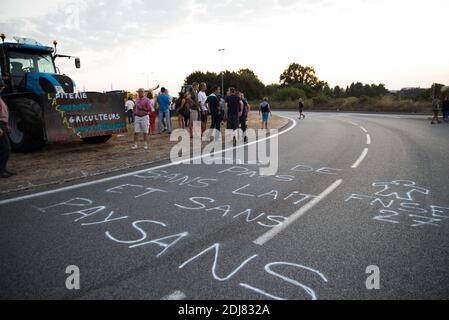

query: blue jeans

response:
[443,111,449,120]
[127,110,134,124]
[158,109,171,133]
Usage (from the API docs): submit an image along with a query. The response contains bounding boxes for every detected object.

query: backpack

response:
[260,102,270,113]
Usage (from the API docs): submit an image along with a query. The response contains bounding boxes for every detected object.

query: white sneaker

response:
[131,144,138,150]
[144,144,149,150]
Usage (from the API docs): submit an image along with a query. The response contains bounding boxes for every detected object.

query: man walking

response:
[298,98,305,120]
[225,87,243,146]
[157,87,172,134]
[198,82,209,135]
[0,79,16,178]
[132,88,151,150]
[207,86,222,132]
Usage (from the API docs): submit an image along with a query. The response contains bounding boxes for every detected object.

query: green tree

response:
[184,69,265,99]
[333,85,344,98]
[279,63,327,89]
[271,87,306,102]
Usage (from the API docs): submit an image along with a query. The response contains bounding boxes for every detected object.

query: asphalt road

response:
[1,111,448,300]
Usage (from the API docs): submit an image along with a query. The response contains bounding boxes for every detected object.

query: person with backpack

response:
[259,97,272,129]
[239,91,250,143]
[207,86,222,132]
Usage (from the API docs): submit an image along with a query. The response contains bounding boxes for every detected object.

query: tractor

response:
[0,34,127,152]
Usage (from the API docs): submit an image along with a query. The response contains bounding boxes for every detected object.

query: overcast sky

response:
[1,0,448,92]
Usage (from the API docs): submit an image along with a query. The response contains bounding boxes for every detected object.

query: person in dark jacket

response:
[442,96,449,122]
[298,98,305,119]
[0,79,17,178]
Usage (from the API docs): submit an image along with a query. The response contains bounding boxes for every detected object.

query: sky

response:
[1,0,448,92]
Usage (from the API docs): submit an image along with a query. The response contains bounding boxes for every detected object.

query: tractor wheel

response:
[82,135,112,144]
[7,98,45,153]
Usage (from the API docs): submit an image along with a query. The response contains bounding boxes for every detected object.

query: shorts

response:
[262,112,270,122]
[201,111,208,123]
[227,114,239,131]
[134,115,149,133]
[190,110,199,123]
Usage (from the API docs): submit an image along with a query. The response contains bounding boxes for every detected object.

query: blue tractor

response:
[0,34,120,152]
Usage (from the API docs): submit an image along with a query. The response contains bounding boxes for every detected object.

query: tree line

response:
[184,63,391,101]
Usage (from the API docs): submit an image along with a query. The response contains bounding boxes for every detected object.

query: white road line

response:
[161,290,187,300]
[239,283,284,300]
[254,179,343,246]
[351,148,369,169]
[0,116,298,206]
[366,134,371,145]
[359,126,368,133]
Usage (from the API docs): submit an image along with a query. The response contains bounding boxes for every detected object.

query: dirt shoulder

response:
[0,112,289,195]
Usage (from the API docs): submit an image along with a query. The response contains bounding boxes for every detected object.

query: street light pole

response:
[218,49,225,94]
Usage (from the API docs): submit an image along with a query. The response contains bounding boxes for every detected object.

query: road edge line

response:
[0,116,297,206]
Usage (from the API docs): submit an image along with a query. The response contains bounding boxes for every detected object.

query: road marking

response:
[254,179,343,246]
[0,116,297,206]
[348,121,359,126]
[359,126,368,133]
[366,134,371,145]
[239,283,285,300]
[351,148,369,169]
[161,290,187,300]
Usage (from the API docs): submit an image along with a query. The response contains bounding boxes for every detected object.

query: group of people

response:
[127,82,275,149]
[431,95,449,125]
[125,87,173,150]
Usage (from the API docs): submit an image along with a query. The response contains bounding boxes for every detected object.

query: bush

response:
[270,87,306,102]
[359,96,377,105]
[342,97,360,107]
[311,94,331,107]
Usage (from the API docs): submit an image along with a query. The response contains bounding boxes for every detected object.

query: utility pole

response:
[218,49,225,94]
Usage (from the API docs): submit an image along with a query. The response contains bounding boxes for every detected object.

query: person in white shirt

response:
[198,82,208,134]
[125,97,135,124]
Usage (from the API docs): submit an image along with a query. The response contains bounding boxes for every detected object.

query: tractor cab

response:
[0,36,80,97]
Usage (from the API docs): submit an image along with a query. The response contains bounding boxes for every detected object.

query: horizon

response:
[1,0,448,93]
